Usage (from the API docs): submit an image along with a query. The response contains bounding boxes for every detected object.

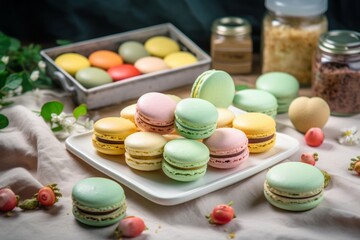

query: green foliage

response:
[0,114,9,129]
[73,104,87,120]
[40,101,64,122]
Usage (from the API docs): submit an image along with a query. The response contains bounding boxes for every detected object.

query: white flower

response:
[30,70,40,81]
[6,90,14,98]
[84,118,94,130]
[1,56,9,64]
[38,61,46,72]
[14,86,23,95]
[338,127,360,145]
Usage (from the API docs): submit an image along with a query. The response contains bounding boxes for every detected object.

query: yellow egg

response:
[145,36,180,58]
[164,51,197,68]
[55,53,90,76]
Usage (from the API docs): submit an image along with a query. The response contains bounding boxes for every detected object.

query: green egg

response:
[75,67,112,88]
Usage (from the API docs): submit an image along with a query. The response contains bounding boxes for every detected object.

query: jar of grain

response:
[211,17,252,74]
[312,30,360,116]
[261,0,328,86]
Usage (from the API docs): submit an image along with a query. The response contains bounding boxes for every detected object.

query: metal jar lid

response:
[319,30,360,54]
[212,17,251,36]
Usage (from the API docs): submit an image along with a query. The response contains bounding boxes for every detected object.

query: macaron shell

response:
[75,67,112,88]
[164,51,197,68]
[107,64,141,81]
[118,41,149,64]
[256,72,299,113]
[191,70,235,108]
[125,132,167,156]
[89,50,123,69]
[145,36,180,58]
[264,162,325,211]
[55,53,90,76]
[233,89,278,118]
[120,104,137,123]
[125,152,163,171]
[72,177,126,226]
[134,56,169,73]
[216,108,235,128]
[232,113,276,153]
[162,160,208,182]
[203,128,249,169]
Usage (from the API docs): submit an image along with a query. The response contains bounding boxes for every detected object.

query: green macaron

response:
[233,89,278,118]
[162,138,210,181]
[175,98,218,139]
[191,70,235,108]
[72,177,127,227]
[256,72,299,113]
[264,162,325,211]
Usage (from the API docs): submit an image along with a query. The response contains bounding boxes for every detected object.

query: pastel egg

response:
[134,56,169,74]
[118,41,149,64]
[54,53,90,76]
[164,51,197,68]
[88,50,123,70]
[144,36,180,58]
[75,67,112,88]
[107,64,141,81]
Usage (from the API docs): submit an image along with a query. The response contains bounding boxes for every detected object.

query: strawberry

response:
[304,128,324,147]
[0,188,19,212]
[115,216,147,238]
[300,153,319,166]
[207,202,235,225]
[36,184,62,207]
[349,156,360,175]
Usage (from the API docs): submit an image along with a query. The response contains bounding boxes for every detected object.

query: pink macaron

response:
[203,128,249,169]
[135,92,177,134]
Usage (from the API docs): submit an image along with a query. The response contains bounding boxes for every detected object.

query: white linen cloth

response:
[1,90,360,240]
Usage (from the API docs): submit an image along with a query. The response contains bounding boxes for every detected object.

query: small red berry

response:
[300,153,319,166]
[207,202,235,225]
[37,186,56,207]
[0,188,18,212]
[116,216,146,238]
[305,128,324,147]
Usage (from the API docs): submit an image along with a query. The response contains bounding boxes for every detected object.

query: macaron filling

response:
[95,136,123,144]
[248,134,275,144]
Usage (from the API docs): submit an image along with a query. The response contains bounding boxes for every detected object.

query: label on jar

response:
[212,50,252,74]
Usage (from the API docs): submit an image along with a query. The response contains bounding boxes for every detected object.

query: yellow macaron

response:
[232,112,276,153]
[92,117,137,155]
[216,108,235,128]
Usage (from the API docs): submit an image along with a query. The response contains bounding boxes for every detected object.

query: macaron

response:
[125,132,167,171]
[164,51,197,68]
[89,50,123,70]
[233,89,278,118]
[175,98,218,139]
[191,70,235,108]
[256,72,299,113]
[264,162,325,211]
[107,64,141,81]
[162,139,210,181]
[232,112,276,153]
[120,104,137,123]
[72,177,127,227]
[216,108,235,128]
[203,128,249,169]
[92,117,137,155]
[118,41,149,64]
[144,36,180,58]
[135,92,177,134]
[75,67,112,88]
[134,56,169,74]
[54,53,90,76]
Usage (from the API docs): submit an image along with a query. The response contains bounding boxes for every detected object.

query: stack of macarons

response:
[54,35,198,89]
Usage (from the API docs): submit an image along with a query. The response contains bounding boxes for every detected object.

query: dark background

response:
[1,0,359,53]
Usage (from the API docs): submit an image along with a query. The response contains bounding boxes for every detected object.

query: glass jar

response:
[261,0,328,86]
[211,17,252,74]
[312,30,360,116]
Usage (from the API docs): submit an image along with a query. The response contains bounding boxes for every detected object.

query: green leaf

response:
[40,101,64,122]
[0,35,11,55]
[9,37,21,52]
[51,125,63,132]
[235,84,250,91]
[56,39,72,46]
[0,62,5,72]
[0,114,9,129]
[73,104,87,120]
[2,73,22,90]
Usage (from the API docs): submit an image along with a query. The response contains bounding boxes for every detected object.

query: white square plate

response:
[65,112,299,205]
